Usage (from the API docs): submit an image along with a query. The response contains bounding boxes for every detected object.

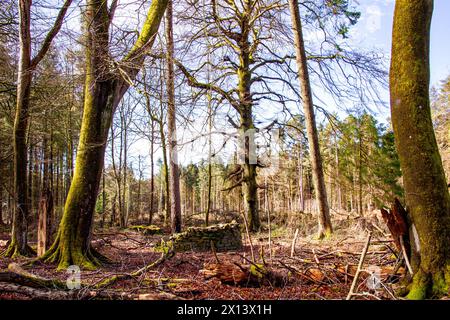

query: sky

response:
[354,0,450,87]
[120,0,450,175]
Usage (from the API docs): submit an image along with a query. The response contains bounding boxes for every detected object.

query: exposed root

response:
[38,234,110,271]
[1,239,35,258]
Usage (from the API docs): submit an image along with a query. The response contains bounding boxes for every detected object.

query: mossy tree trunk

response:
[237,8,260,233]
[41,0,168,270]
[390,0,450,299]
[8,0,33,256]
[288,0,332,239]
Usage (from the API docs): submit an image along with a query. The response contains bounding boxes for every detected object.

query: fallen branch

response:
[0,282,183,300]
[95,249,175,289]
[346,232,372,300]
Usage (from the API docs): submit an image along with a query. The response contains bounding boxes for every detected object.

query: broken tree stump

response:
[380,199,414,275]
[380,198,409,253]
[37,188,53,256]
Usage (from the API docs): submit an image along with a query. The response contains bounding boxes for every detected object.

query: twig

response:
[312,248,320,264]
[351,292,381,300]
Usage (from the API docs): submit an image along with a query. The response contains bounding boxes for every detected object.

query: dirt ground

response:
[0,219,405,300]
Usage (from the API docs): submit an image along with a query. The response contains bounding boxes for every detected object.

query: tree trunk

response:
[41,0,168,270]
[390,0,450,299]
[5,0,33,257]
[122,113,128,227]
[288,0,332,239]
[159,119,170,225]
[166,0,182,233]
[149,119,155,225]
[236,9,260,232]
[240,114,260,232]
[100,169,106,229]
[5,0,73,257]
[37,121,54,256]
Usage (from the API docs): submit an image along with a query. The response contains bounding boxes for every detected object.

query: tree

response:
[165,0,182,233]
[3,0,73,258]
[41,0,168,270]
[288,0,332,239]
[390,0,450,299]
[175,0,293,232]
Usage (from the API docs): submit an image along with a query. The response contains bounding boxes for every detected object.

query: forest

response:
[0,0,449,301]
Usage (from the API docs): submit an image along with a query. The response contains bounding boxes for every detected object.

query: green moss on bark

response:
[390,0,450,299]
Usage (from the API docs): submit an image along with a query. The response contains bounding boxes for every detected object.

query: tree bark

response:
[37,123,54,256]
[390,0,450,299]
[288,0,332,239]
[6,0,33,258]
[237,4,260,232]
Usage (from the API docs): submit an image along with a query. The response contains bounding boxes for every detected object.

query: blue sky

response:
[125,0,450,172]
[355,0,450,87]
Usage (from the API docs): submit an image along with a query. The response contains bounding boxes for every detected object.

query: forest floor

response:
[0,214,407,300]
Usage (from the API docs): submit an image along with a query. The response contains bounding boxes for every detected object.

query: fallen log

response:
[200,261,287,287]
[0,282,183,300]
[0,282,73,299]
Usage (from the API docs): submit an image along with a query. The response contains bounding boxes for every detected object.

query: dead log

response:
[0,282,73,299]
[0,282,183,300]
[37,188,53,256]
[200,261,286,287]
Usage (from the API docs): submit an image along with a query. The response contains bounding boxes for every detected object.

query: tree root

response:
[1,239,35,258]
[406,265,450,300]
[36,234,112,271]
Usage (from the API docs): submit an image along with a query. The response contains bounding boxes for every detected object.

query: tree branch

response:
[30,0,73,69]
